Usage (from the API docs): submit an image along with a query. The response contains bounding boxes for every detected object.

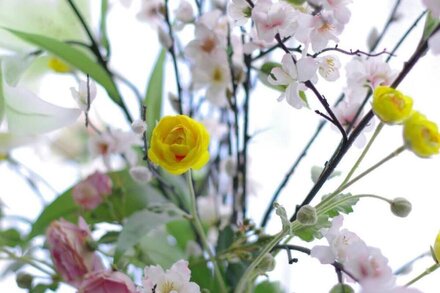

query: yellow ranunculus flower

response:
[372,86,413,124]
[48,57,71,73]
[433,231,440,263]
[403,111,440,157]
[148,115,210,175]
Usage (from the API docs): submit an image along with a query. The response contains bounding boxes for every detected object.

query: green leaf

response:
[3,28,121,105]
[258,62,286,92]
[167,219,195,250]
[138,227,185,268]
[145,49,166,141]
[216,226,234,253]
[97,231,120,244]
[114,210,178,262]
[0,60,4,122]
[100,0,111,58]
[254,280,284,293]
[422,12,440,41]
[0,228,22,247]
[322,193,359,218]
[189,257,216,292]
[285,0,306,5]
[294,214,331,242]
[27,169,165,240]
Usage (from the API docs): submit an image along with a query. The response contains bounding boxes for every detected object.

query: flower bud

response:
[78,271,136,293]
[390,197,412,218]
[131,119,147,135]
[372,86,413,124]
[129,166,153,183]
[297,205,318,225]
[256,253,275,273]
[16,272,33,289]
[158,26,172,49]
[46,217,103,288]
[72,172,113,210]
[329,284,354,293]
[403,111,440,158]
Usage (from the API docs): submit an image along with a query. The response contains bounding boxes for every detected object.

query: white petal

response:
[268,67,291,86]
[310,245,335,264]
[4,84,80,135]
[285,83,304,109]
[297,57,318,82]
[281,54,297,79]
[0,132,36,152]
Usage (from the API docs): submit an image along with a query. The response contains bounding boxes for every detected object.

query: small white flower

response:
[175,0,194,24]
[227,0,252,26]
[70,79,97,111]
[129,166,153,183]
[317,55,341,81]
[131,119,147,135]
[137,0,164,27]
[268,54,318,109]
[143,260,201,293]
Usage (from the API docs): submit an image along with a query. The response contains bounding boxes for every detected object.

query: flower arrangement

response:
[1,0,440,292]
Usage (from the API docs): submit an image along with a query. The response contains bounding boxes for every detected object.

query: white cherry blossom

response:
[175,0,194,24]
[227,0,253,26]
[142,260,200,293]
[268,54,318,109]
[317,54,341,81]
[251,0,298,43]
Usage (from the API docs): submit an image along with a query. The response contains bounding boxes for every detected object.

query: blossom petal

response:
[4,84,80,135]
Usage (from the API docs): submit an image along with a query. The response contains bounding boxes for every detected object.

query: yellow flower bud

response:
[148,115,210,175]
[432,231,440,263]
[403,111,440,157]
[372,86,413,124]
[48,57,71,73]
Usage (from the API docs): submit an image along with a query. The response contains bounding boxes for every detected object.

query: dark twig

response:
[312,46,392,58]
[260,4,427,228]
[164,0,184,114]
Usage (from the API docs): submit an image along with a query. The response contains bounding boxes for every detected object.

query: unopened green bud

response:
[297,205,317,225]
[390,197,412,218]
[329,283,354,293]
[16,272,33,289]
[256,253,275,274]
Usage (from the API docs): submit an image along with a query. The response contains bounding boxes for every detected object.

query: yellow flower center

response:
[212,67,224,83]
[48,57,71,73]
[160,281,176,293]
[165,126,189,161]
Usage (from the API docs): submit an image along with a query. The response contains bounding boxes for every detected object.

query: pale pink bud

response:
[72,172,113,210]
[129,166,153,183]
[46,218,104,288]
[78,271,137,293]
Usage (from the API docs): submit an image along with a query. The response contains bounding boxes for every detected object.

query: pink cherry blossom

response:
[72,171,113,210]
[78,271,137,293]
[318,54,341,81]
[251,0,298,43]
[46,217,103,288]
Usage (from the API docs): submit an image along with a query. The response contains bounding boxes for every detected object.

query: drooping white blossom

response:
[137,0,165,27]
[175,0,194,24]
[70,79,97,112]
[268,54,318,109]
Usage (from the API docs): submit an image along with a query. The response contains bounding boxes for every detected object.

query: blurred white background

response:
[1,0,440,292]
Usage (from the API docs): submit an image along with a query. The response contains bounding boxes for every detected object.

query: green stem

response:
[185,171,227,293]
[338,145,406,193]
[234,226,292,293]
[0,248,54,276]
[405,263,440,287]
[337,122,384,191]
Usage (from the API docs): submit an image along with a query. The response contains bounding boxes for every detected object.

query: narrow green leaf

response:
[3,28,121,105]
[100,0,111,58]
[114,210,177,262]
[145,49,166,141]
